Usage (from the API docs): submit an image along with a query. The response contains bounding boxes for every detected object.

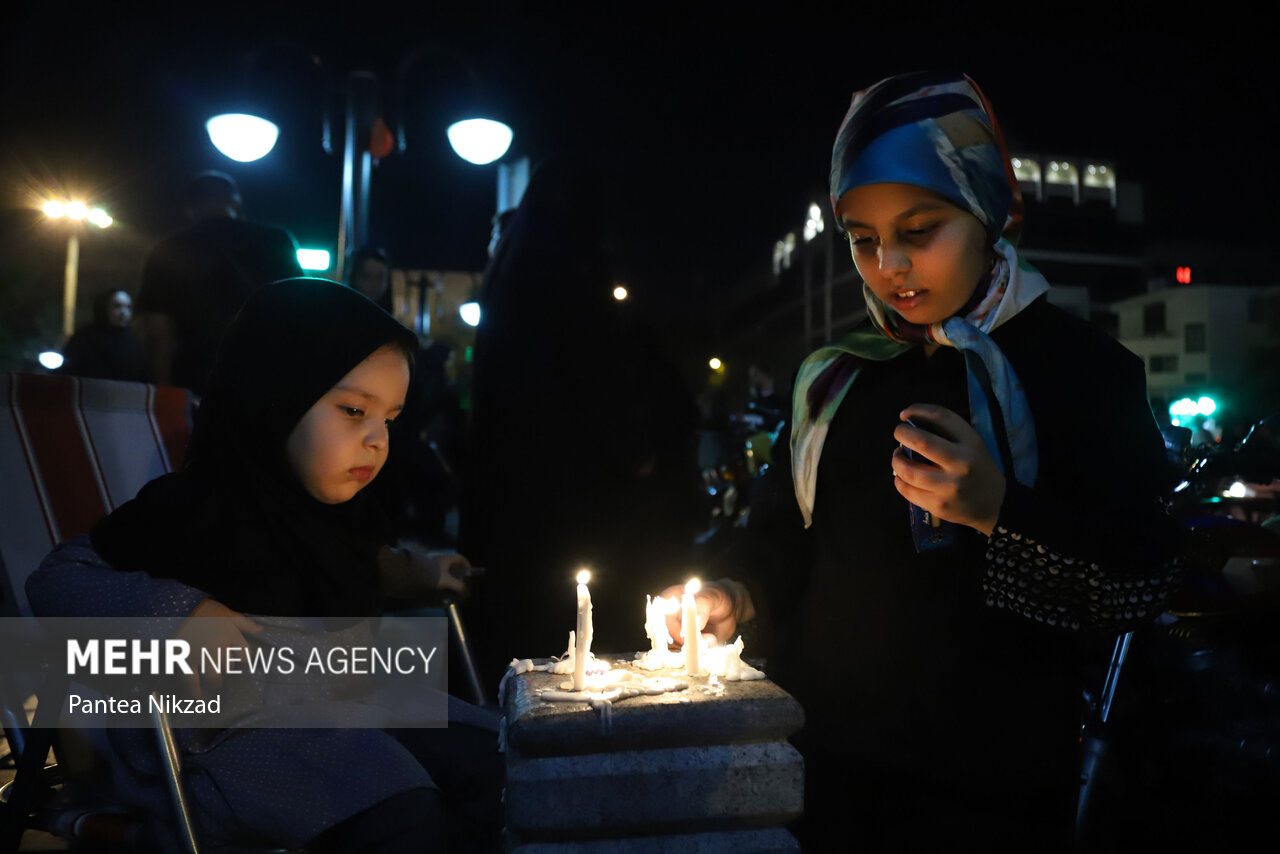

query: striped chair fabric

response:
[0,372,194,616]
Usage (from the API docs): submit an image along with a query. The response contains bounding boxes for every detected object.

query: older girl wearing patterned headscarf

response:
[669,71,1184,851]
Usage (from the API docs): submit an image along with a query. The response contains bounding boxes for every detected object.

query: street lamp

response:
[42,198,112,338]
[205,48,515,282]
[205,113,281,162]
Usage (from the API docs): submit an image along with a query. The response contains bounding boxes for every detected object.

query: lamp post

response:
[205,51,514,284]
[41,200,112,339]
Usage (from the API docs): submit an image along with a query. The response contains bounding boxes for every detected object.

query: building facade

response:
[1111,284,1280,423]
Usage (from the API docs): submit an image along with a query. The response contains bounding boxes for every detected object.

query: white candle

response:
[645,594,671,655]
[682,578,701,676]
[573,569,592,691]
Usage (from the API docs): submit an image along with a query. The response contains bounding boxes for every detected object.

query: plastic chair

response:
[0,372,488,851]
[0,371,202,851]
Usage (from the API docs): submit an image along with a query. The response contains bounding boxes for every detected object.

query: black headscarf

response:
[91,278,418,617]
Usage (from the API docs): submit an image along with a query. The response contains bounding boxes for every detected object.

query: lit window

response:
[1044,160,1078,186]
[803,203,825,243]
[1082,164,1116,189]
[774,232,797,275]
[1011,157,1041,184]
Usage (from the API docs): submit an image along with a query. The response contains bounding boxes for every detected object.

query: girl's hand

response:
[174,598,262,700]
[891,404,1006,536]
[656,579,754,646]
[427,552,472,598]
[378,546,476,601]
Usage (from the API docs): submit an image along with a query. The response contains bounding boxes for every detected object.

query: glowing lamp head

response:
[708,358,722,371]
[65,202,88,220]
[446,118,513,165]
[206,113,280,163]
[613,286,629,301]
[42,201,65,218]
[685,578,701,595]
[576,569,591,585]
[459,302,481,327]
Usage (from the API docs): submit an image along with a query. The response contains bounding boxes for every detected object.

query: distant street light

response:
[613,285,629,301]
[42,198,112,338]
[709,357,723,371]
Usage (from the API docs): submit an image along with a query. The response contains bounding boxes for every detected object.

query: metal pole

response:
[62,233,79,339]
[151,693,201,853]
[336,78,357,284]
[356,149,372,252]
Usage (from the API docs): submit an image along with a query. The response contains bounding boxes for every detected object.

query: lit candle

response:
[574,569,593,691]
[682,578,701,676]
[645,594,672,655]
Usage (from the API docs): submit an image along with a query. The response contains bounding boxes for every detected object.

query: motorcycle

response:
[1079,415,1280,850]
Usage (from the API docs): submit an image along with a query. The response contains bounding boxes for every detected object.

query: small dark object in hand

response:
[902,418,960,552]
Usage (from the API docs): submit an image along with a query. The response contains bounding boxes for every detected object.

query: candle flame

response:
[685,578,701,595]
[577,569,591,585]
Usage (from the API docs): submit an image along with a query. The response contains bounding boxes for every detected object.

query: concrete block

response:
[506,741,803,835]
[508,827,800,853]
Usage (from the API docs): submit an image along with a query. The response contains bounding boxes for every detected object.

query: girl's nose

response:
[365,422,389,449]
[879,244,911,274]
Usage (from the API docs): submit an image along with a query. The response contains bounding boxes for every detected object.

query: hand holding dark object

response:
[379,546,476,601]
[173,598,262,700]
[656,578,756,646]
[891,404,1007,536]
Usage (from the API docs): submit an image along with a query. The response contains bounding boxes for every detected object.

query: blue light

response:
[38,351,64,370]
[446,119,513,165]
[206,113,280,162]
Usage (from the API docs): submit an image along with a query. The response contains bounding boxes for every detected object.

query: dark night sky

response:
[1,5,1274,347]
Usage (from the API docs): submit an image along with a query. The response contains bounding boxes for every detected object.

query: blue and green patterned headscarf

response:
[830,70,1022,245]
[792,71,1048,528]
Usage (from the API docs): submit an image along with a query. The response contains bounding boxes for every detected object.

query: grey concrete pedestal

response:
[502,656,804,853]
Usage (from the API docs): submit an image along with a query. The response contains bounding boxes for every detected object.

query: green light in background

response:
[296,248,331,271]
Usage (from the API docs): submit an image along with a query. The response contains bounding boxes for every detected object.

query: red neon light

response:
[1176,266,1192,284]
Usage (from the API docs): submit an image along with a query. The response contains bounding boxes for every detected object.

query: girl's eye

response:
[905,223,937,239]
[340,406,364,418]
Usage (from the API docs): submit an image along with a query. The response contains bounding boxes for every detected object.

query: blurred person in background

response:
[462,156,702,687]
[347,245,463,548]
[58,288,147,381]
[136,170,302,395]
[347,244,395,314]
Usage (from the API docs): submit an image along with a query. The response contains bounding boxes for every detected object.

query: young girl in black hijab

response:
[29,278,500,852]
